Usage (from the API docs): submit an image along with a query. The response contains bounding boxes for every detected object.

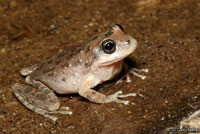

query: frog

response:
[12,24,148,121]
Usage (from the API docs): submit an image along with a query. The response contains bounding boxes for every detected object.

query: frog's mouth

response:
[98,55,128,67]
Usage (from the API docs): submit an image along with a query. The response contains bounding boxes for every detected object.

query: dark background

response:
[0,0,199,133]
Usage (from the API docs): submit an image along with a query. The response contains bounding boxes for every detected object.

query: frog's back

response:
[29,46,92,94]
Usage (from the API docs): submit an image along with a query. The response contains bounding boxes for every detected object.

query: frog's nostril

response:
[126,40,131,44]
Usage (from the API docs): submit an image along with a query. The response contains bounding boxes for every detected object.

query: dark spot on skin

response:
[104,30,113,37]
[30,100,36,105]
[38,63,45,69]
[73,60,81,66]
[45,106,50,111]
[24,87,32,94]
[65,52,72,60]
[57,52,65,58]
[40,86,47,91]
[48,73,54,76]
[55,59,61,65]
[127,40,130,44]
[61,62,69,68]
[92,91,96,95]
[104,25,115,37]
[64,62,69,66]
[15,88,22,94]
[86,95,92,100]
[36,93,47,101]
[72,45,83,55]
[85,61,92,67]
[64,45,84,61]
[85,62,89,67]
[62,77,66,82]
[34,82,41,88]
[24,98,30,103]
[31,92,36,97]
[84,51,97,68]
[44,89,51,94]
[42,67,55,74]
[50,100,57,103]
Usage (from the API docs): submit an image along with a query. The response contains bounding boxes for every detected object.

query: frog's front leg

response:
[12,76,72,121]
[78,89,136,105]
[125,68,149,82]
[117,62,149,84]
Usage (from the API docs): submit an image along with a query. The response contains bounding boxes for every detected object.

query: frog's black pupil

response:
[105,42,114,50]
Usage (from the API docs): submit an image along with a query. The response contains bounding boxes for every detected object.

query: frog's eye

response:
[101,39,116,54]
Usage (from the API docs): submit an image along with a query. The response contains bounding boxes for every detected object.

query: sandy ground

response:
[0,0,199,133]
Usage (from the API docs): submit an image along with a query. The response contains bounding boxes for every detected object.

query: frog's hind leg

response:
[12,81,72,121]
[12,83,59,121]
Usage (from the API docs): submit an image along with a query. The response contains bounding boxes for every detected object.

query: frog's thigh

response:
[12,82,60,111]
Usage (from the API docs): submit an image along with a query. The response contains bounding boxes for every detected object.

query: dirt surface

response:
[0,0,200,133]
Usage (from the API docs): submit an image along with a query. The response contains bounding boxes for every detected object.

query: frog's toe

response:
[129,68,149,80]
[49,106,73,115]
[114,99,130,105]
[116,68,148,84]
[119,68,148,83]
[20,65,37,76]
[106,91,136,105]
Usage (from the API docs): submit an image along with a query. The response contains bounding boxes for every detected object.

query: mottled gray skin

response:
[12,24,138,121]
